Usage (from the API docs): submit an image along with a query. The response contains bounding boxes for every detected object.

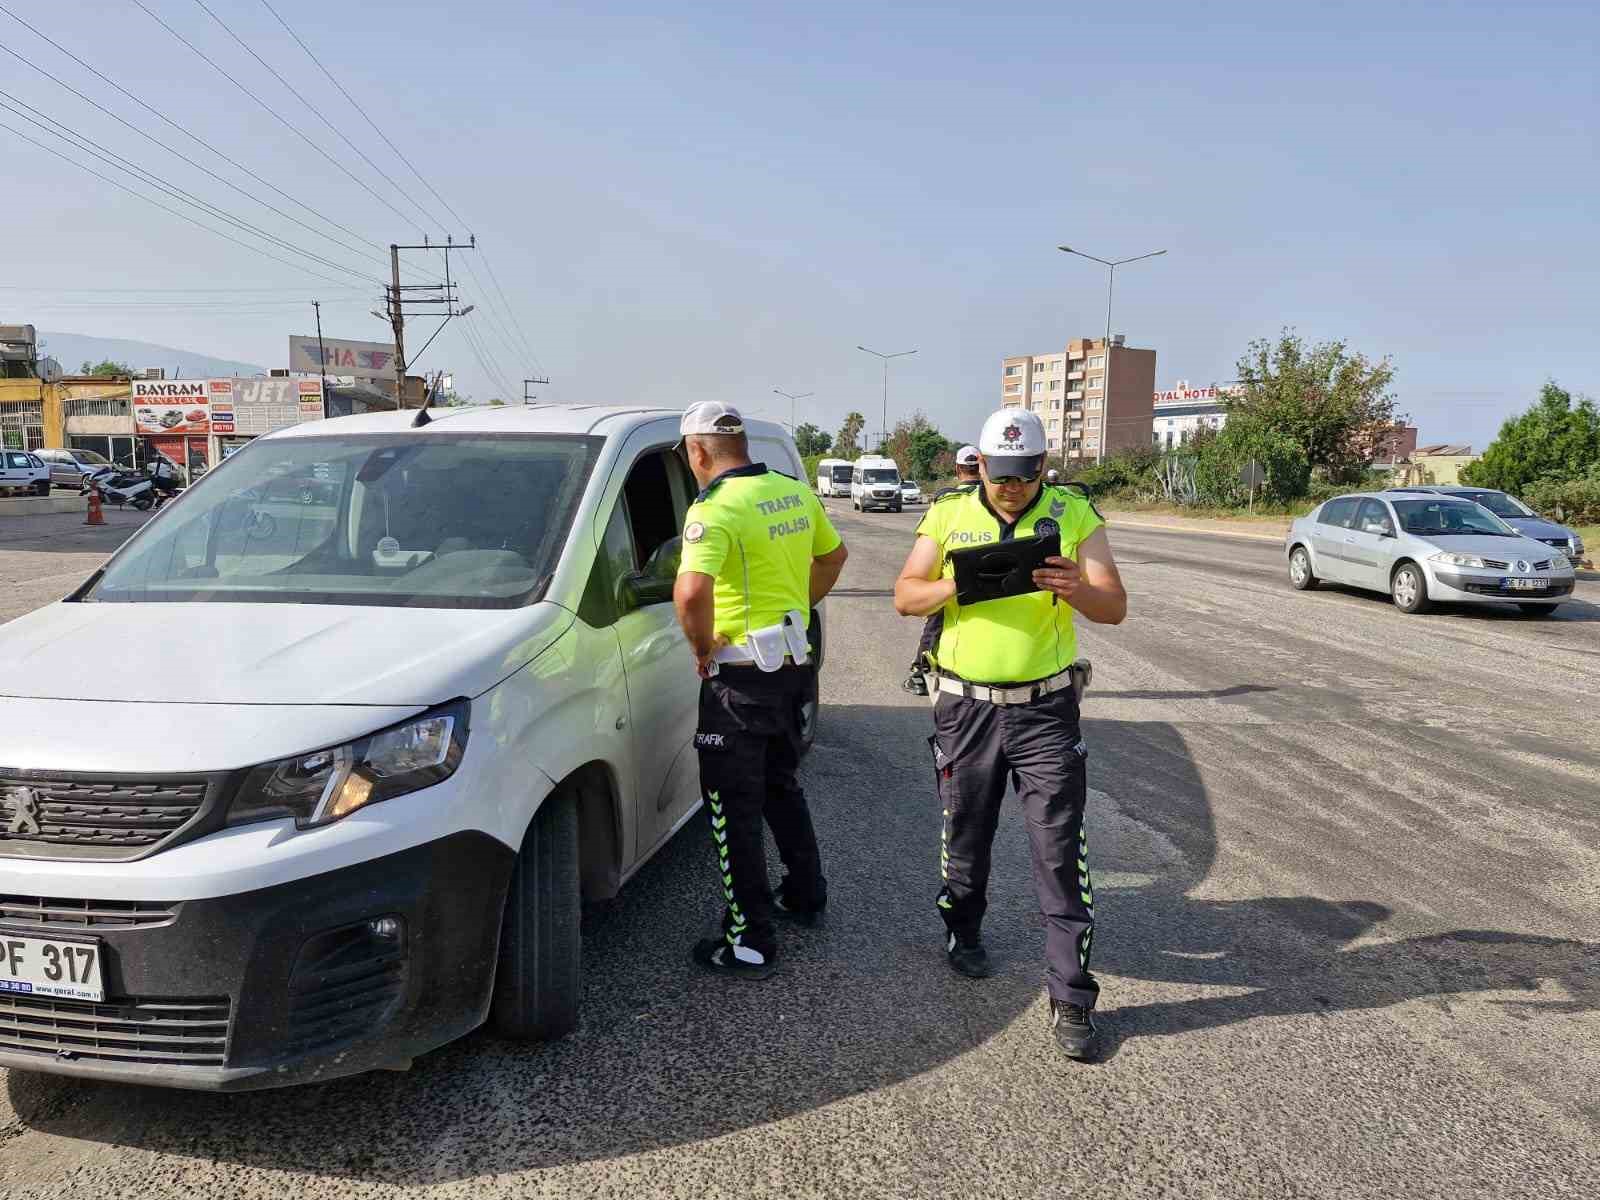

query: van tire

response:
[491,785,581,1041]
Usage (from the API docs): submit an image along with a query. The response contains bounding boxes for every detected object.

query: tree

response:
[1194,415,1311,506]
[831,412,866,458]
[80,359,134,377]
[1460,383,1600,495]
[794,422,830,457]
[1228,329,1401,480]
[880,411,953,481]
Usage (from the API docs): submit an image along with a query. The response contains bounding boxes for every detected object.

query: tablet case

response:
[949,525,1062,605]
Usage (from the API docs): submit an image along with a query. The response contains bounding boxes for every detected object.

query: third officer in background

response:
[674,402,848,979]
[892,408,1127,1059]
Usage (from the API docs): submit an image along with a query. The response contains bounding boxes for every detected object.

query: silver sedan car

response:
[1286,490,1578,616]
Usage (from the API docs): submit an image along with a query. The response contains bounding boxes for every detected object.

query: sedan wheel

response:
[1391,563,1430,614]
[1288,546,1318,590]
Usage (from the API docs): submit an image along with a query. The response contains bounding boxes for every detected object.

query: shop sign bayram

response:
[132,379,209,434]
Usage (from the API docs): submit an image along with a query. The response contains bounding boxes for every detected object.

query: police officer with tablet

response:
[891,408,1128,1059]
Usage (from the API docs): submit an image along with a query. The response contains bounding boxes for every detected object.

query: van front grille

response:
[0,994,230,1066]
[0,894,177,929]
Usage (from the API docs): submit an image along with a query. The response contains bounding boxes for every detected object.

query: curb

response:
[1105,517,1287,544]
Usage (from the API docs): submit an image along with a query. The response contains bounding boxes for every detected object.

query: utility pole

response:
[385,235,477,408]
[311,299,329,414]
[523,376,550,405]
[389,245,407,405]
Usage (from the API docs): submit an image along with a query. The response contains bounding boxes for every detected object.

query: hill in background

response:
[39,331,265,380]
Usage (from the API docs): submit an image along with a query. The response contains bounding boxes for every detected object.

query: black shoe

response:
[902,668,928,696]
[945,931,990,978]
[692,937,776,980]
[1050,999,1098,1060]
[774,893,826,927]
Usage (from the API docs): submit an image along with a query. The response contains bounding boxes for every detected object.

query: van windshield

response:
[88,433,600,608]
[829,465,852,484]
[863,469,898,484]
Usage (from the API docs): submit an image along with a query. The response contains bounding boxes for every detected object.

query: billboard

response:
[227,378,324,436]
[132,379,209,434]
[288,335,397,381]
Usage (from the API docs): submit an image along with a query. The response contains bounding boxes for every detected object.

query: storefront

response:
[216,377,324,458]
[132,379,210,482]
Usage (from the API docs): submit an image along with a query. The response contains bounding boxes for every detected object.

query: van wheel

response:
[491,785,581,1040]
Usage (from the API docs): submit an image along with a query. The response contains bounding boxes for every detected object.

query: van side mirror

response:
[616,535,682,611]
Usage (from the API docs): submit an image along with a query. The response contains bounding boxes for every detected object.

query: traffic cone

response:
[84,486,106,526]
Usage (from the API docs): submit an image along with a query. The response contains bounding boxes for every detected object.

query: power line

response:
[0,4,388,260]
[257,0,546,380]
[0,119,362,289]
[129,0,427,237]
[191,0,445,233]
[477,245,546,375]
[258,0,470,231]
[457,317,517,400]
[0,90,383,285]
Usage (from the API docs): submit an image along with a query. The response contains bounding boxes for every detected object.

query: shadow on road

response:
[1313,580,1600,624]
[8,709,1596,1183]
[1092,684,1276,701]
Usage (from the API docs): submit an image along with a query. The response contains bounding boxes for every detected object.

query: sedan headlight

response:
[228,701,468,830]
[1430,551,1488,569]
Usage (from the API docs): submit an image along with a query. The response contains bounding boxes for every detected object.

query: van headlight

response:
[228,701,468,829]
[1430,552,1487,569]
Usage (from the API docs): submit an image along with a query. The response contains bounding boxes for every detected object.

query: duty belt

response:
[927,662,1089,707]
[708,610,810,676]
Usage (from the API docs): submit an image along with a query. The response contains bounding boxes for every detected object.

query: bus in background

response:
[817,457,853,497]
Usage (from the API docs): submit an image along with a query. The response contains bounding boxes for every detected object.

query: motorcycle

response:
[97,468,182,512]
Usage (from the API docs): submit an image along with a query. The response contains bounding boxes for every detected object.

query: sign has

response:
[288,335,397,381]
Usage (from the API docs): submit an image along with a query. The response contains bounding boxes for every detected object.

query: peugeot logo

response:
[1515,559,1531,574]
[3,787,43,836]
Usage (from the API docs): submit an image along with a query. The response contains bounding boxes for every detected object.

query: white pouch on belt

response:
[711,610,810,673]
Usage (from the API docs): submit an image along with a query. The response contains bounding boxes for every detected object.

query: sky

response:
[3,0,1596,449]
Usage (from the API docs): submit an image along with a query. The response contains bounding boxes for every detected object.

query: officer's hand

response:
[1032,555,1082,600]
[694,635,731,678]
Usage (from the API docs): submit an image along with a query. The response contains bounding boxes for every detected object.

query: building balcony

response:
[1066,390,1083,399]
[1067,371,1084,381]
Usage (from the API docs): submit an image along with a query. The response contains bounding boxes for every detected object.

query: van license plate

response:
[0,933,105,1002]
[1502,577,1543,591]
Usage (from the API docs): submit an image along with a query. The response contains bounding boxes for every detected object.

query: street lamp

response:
[772,388,814,434]
[1058,245,1165,463]
[856,345,917,454]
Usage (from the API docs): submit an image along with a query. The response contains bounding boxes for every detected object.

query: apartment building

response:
[1001,336,1156,462]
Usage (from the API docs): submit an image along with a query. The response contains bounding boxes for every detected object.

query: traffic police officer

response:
[673,401,849,978]
[904,446,984,695]
[892,408,1128,1058]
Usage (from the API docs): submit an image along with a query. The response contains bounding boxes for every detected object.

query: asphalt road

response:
[2,502,1597,1199]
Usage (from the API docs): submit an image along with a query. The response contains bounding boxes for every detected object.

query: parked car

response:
[1286,490,1576,615]
[0,449,52,496]
[1408,485,1586,564]
[0,405,824,1091]
[34,447,115,490]
[899,479,923,505]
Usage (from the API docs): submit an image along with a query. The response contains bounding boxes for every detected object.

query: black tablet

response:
[949,527,1062,605]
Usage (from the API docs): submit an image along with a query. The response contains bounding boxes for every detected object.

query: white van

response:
[0,405,824,1091]
[816,457,852,497]
[850,455,902,512]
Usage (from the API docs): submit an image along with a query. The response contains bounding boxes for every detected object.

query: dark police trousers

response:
[695,664,826,960]
[930,682,1099,1009]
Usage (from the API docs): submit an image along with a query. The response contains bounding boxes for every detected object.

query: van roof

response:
[265,403,792,442]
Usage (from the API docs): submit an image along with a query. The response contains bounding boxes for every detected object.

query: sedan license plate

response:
[1502,577,1544,591]
[0,932,105,1001]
